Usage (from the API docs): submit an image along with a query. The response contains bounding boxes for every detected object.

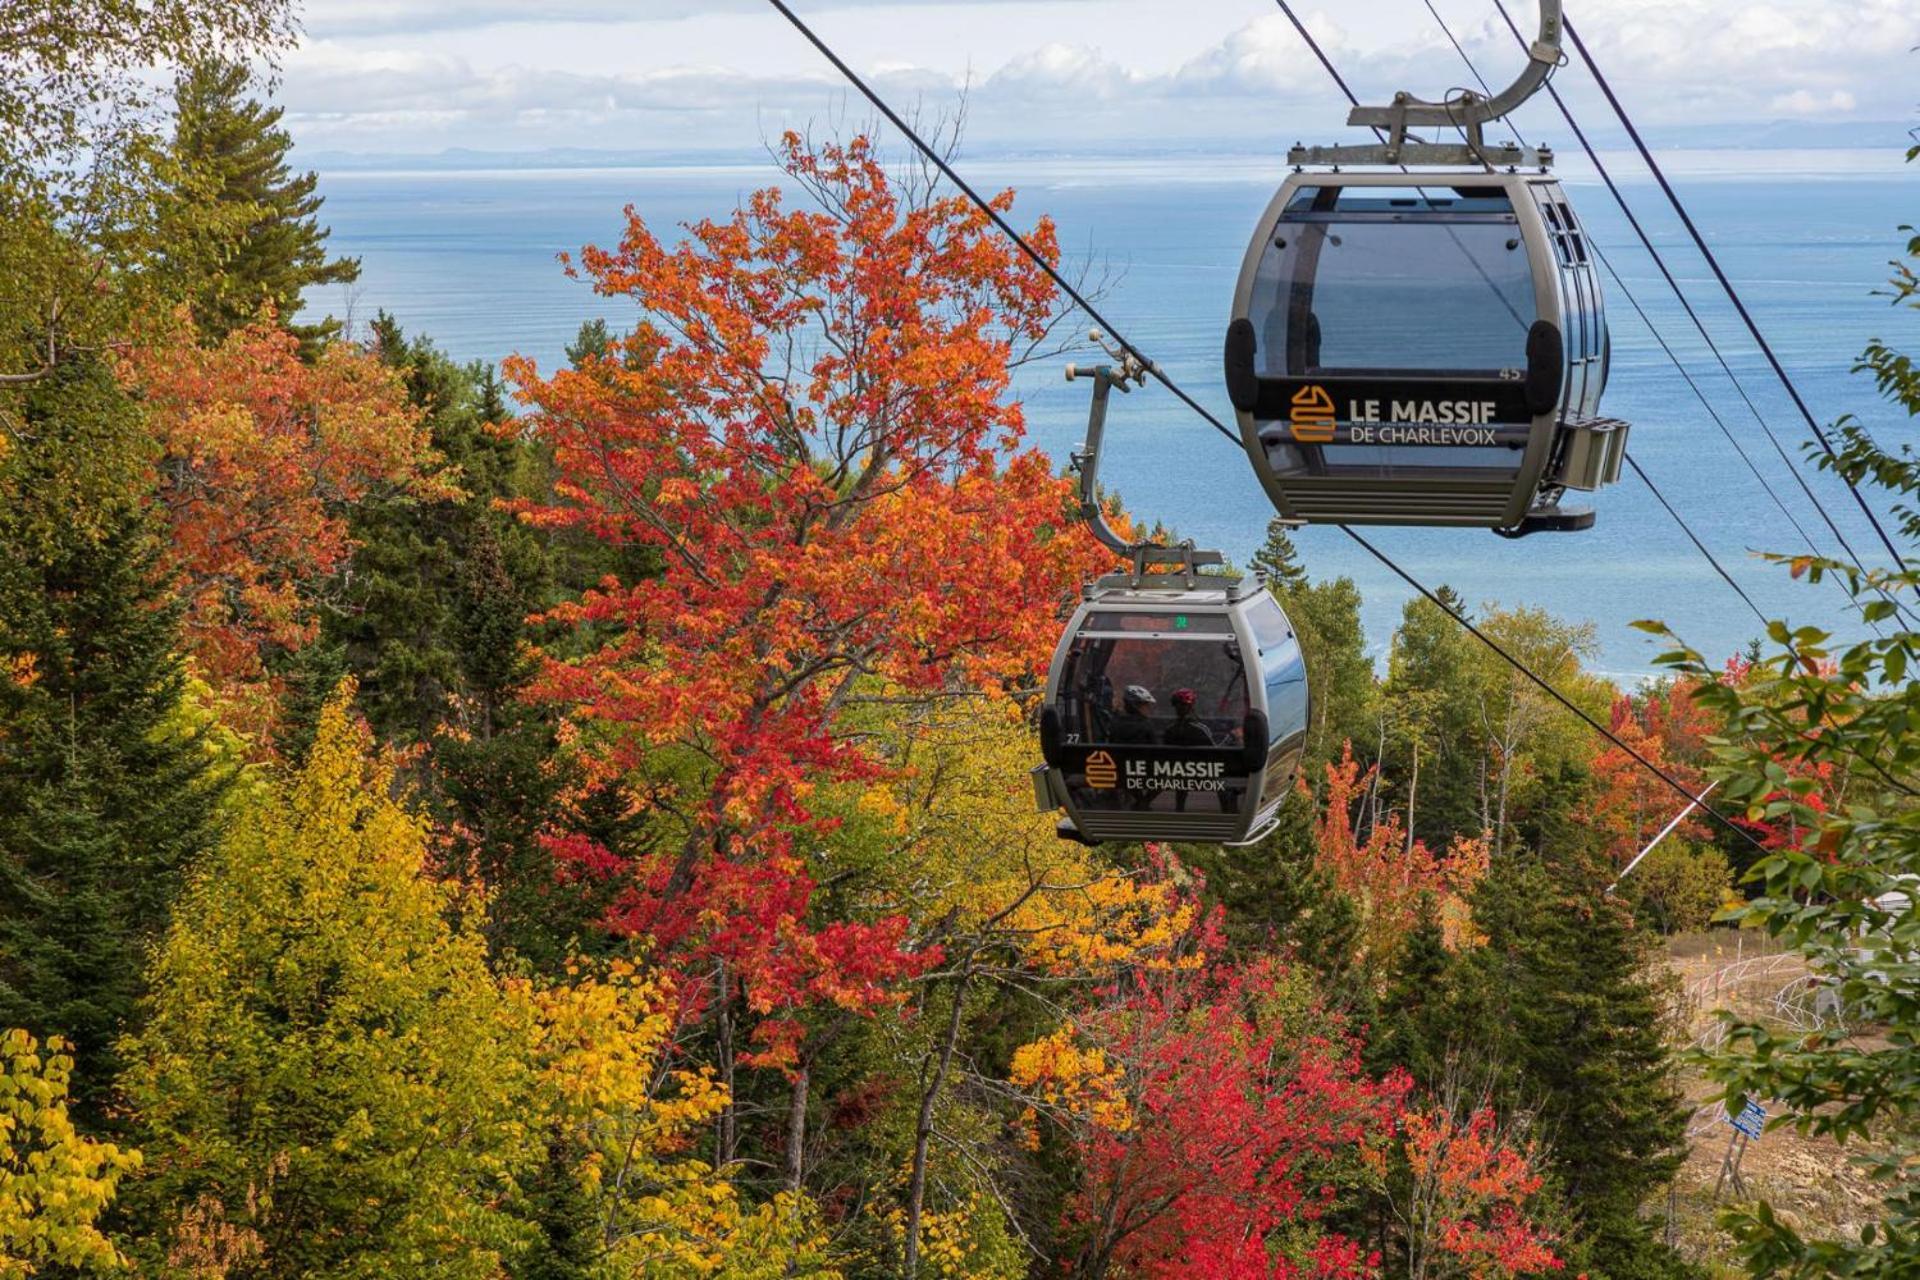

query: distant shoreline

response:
[308,146,1918,185]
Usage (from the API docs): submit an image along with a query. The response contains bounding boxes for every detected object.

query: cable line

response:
[764,0,1239,449]
[1416,5,1781,626]
[1342,526,1767,854]
[1481,0,1907,629]
[1561,13,1910,574]
[1413,0,1874,633]
[764,0,1767,857]
[1623,455,1767,627]
[1272,0,1779,632]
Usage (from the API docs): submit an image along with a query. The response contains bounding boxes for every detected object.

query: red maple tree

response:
[503,132,1107,1061]
[1023,957,1408,1280]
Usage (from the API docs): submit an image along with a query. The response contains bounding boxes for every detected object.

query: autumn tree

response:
[117,685,544,1275]
[0,1029,140,1276]
[816,696,1212,1276]
[1388,1079,1562,1280]
[1015,958,1407,1280]
[0,363,226,1119]
[0,0,296,417]
[1313,746,1488,971]
[504,130,1106,1170]
[121,316,455,730]
[1649,166,1920,1276]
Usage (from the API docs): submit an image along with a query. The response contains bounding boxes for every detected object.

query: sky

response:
[278,0,1920,157]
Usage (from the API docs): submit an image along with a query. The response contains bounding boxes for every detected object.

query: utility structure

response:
[1226,0,1629,535]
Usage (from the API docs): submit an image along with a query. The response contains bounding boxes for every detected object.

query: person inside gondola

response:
[1109,685,1158,809]
[1161,688,1214,747]
[1162,687,1216,813]
[1109,685,1158,745]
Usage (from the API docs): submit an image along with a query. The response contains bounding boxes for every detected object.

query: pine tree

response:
[163,58,358,348]
[322,315,542,745]
[0,363,225,1120]
[319,316,623,967]
[1248,517,1376,778]
[1249,516,1310,594]
[1367,893,1451,1084]
[1446,852,1690,1279]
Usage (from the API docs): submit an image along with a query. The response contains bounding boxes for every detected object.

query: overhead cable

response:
[764,0,1239,448]
[1482,0,1907,628]
[1561,13,1910,574]
[766,0,1769,859]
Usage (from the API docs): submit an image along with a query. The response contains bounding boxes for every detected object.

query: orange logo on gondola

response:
[1289,385,1337,443]
[1084,750,1118,789]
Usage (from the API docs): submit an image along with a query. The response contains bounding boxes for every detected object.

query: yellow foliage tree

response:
[826,693,1211,1278]
[0,1029,139,1278]
[117,682,834,1279]
[526,960,838,1279]
[117,682,542,1277]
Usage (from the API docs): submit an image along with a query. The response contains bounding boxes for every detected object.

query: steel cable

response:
[764,0,1770,857]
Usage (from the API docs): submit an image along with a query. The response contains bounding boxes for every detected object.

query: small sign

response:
[1084,751,1118,790]
[1727,1100,1766,1139]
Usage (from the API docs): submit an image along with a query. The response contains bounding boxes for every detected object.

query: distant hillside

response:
[300,119,1917,172]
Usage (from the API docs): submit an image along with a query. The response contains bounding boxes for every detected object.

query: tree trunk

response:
[905,971,971,1279]
[1405,736,1421,853]
[784,1062,809,1194]
[715,962,737,1167]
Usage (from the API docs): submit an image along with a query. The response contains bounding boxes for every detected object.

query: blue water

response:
[307,149,1918,676]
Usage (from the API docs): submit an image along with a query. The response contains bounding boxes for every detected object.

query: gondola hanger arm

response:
[1292,0,1562,168]
[1065,334,1224,588]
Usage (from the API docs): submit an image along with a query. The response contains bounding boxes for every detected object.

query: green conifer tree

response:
[163,58,358,348]
[318,316,624,967]
[1248,517,1377,779]
[1447,853,1690,1279]
[0,364,225,1120]
[1366,893,1451,1084]
[322,315,543,745]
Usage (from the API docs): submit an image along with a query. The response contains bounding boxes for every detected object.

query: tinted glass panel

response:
[1056,635,1250,744]
[1253,188,1535,377]
[1054,635,1253,815]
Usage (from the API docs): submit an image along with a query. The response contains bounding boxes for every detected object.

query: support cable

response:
[1561,14,1909,574]
[1342,526,1767,853]
[1623,455,1767,627]
[1279,0,1773,631]
[765,0,1239,448]
[1419,7,1773,627]
[764,0,1770,858]
[1418,0,1860,632]
[1482,0,1908,628]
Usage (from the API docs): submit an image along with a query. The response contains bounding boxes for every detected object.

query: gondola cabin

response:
[1225,170,1628,533]
[1032,572,1308,845]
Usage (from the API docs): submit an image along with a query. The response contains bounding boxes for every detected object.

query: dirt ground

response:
[1658,931,1887,1275]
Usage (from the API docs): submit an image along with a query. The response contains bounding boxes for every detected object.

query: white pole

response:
[1607,779,1722,895]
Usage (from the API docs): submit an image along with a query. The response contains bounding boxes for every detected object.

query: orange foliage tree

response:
[1314,746,1489,964]
[503,133,1105,1061]
[123,315,455,722]
[1588,686,1712,869]
[1396,1097,1562,1280]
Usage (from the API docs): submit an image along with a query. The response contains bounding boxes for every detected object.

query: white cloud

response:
[277,0,1920,155]
[1771,88,1862,115]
